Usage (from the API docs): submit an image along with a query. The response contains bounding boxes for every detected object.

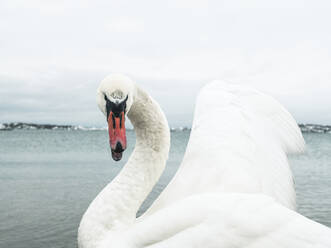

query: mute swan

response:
[78,74,331,248]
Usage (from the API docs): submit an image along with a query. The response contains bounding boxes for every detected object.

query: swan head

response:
[97,74,135,161]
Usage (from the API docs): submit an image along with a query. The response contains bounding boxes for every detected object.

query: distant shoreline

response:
[0,122,330,133]
[0,122,190,132]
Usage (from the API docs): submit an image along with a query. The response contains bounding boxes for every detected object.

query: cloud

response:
[0,0,331,126]
[107,17,145,33]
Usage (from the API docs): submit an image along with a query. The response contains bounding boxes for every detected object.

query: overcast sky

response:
[1,0,330,127]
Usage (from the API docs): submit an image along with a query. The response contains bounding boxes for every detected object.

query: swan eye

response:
[104,95,108,101]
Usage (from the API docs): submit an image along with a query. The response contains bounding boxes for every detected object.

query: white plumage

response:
[78,75,331,248]
[100,194,331,248]
[146,80,305,213]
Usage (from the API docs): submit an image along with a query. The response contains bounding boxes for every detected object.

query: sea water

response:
[0,130,330,248]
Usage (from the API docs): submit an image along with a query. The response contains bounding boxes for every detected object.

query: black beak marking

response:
[114,142,124,153]
[104,95,128,120]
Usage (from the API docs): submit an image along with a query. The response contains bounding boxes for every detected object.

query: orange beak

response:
[108,111,127,161]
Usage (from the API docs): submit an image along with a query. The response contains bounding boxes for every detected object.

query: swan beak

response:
[108,111,127,161]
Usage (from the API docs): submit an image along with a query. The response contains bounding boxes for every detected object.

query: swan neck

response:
[121,85,171,214]
[78,85,170,248]
[129,86,170,154]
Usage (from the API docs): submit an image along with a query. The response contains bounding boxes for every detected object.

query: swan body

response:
[78,75,331,248]
[99,193,331,248]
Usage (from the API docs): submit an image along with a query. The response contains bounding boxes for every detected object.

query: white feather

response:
[146,80,305,213]
[102,193,331,248]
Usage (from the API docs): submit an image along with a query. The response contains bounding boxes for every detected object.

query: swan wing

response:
[147,81,305,213]
[101,194,331,248]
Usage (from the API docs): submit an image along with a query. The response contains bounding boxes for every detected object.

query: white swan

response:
[78,74,331,248]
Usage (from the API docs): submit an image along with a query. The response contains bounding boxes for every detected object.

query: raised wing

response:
[146,81,305,214]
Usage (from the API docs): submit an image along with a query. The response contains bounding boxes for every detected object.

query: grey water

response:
[0,130,330,248]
